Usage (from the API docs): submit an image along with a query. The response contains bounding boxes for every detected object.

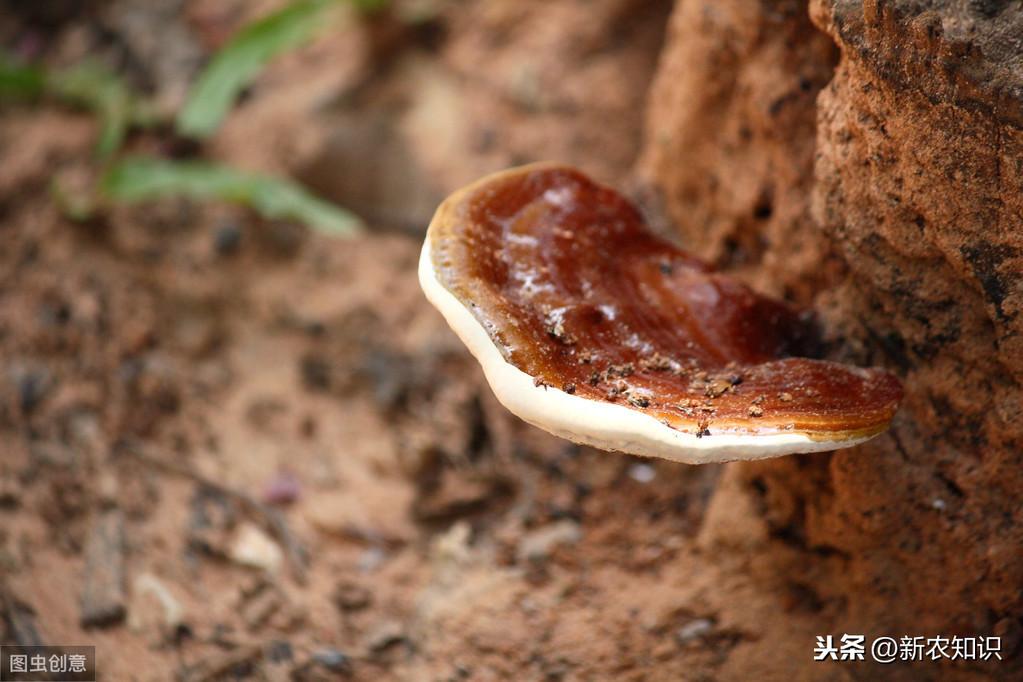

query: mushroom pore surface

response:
[421,164,903,461]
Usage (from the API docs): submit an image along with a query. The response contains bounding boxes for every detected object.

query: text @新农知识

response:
[814,634,1002,663]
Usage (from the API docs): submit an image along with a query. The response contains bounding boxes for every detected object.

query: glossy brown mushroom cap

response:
[420,164,903,463]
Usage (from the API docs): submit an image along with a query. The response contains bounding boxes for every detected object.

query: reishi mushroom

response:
[419,164,903,464]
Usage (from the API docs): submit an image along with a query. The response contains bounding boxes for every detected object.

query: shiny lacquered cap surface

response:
[419,164,903,463]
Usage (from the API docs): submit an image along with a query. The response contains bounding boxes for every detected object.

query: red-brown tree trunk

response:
[640,0,1023,656]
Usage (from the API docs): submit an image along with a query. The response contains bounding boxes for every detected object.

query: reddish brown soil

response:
[0,117,795,680]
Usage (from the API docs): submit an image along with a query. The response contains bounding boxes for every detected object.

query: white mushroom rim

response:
[419,240,879,465]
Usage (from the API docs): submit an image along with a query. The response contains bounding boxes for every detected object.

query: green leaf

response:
[177,0,339,139]
[102,156,362,236]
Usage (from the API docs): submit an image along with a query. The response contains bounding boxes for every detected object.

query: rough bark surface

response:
[638,0,839,300]
[641,0,1023,665]
[805,0,1023,635]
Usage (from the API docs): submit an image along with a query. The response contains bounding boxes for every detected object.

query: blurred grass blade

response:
[0,54,46,99]
[102,156,362,236]
[177,0,337,139]
[48,62,150,158]
[2,54,157,158]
